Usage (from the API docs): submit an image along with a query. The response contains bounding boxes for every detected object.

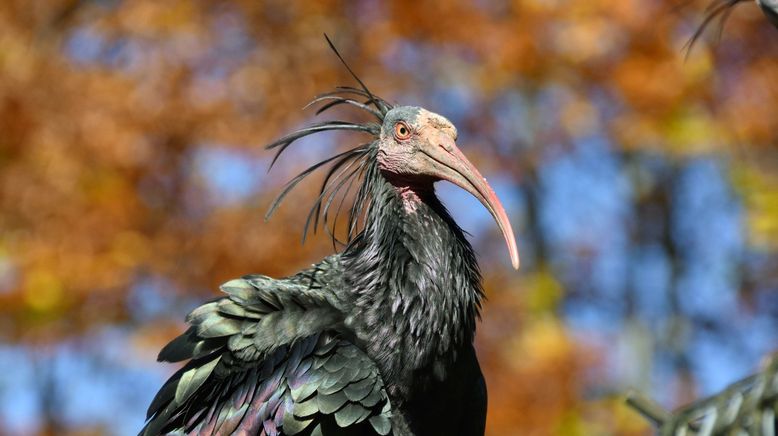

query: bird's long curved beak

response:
[422,133,520,270]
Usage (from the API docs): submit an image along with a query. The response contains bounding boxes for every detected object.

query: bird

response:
[140,37,519,436]
[685,0,778,55]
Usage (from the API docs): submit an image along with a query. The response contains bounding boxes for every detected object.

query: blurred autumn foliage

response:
[1,0,777,435]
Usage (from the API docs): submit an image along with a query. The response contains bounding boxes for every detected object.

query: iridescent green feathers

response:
[141,273,392,435]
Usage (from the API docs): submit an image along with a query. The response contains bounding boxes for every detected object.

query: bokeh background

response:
[1,0,778,434]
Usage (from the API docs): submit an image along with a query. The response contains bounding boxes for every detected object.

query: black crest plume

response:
[264,35,393,246]
[684,0,751,56]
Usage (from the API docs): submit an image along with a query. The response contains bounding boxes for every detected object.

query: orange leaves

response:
[481,313,593,434]
[478,271,595,435]
[614,56,687,111]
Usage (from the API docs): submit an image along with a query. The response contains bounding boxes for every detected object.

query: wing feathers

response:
[369,411,392,436]
[196,315,242,338]
[142,268,392,436]
[174,356,221,404]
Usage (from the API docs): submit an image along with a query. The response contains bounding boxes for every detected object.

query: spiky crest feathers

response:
[264,36,394,247]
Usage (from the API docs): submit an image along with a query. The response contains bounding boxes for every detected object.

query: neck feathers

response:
[342,176,483,396]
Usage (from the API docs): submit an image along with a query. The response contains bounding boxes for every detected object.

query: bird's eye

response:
[394,122,411,141]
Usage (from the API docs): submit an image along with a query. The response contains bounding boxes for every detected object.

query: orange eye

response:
[394,122,411,140]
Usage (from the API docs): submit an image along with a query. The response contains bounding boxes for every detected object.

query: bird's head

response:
[377,106,519,269]
[266,36,519,270]
[376,107,458,181]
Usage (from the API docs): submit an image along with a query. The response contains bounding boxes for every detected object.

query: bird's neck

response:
[341,176,483,396]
